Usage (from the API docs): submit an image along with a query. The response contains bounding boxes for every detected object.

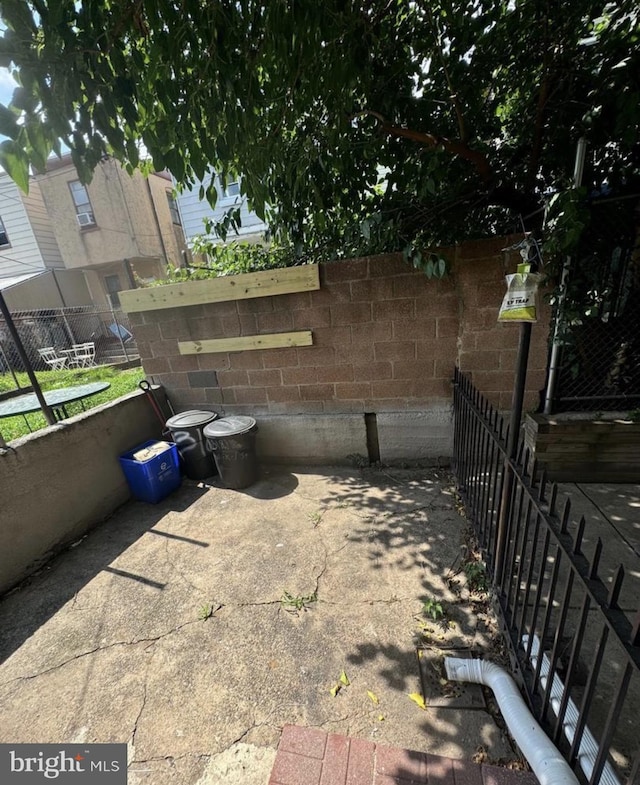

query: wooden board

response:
[178,331,313,355]
[120,265,320,312]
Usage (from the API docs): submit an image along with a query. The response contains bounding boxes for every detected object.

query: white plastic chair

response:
[38,347,68,370]
[72,342,96,368]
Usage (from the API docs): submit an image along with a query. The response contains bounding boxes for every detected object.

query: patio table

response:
[0,382,110,425]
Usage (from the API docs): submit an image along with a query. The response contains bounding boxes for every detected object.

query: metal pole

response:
[543,138,587,414]
[495,322,532,585]
[109,301,129,362]
[0,291,56,425]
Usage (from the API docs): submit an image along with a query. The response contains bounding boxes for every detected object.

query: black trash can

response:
[165,410,218,480]
[203,416,259,489]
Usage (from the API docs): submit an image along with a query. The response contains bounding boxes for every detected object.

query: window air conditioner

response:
[76,212,94,227]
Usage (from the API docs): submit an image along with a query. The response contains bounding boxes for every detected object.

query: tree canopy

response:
[0,0,638,261]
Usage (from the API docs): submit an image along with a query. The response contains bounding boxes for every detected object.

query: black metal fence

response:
[453,367,640,785]
[550,194,640,412]
[0,305,138,375]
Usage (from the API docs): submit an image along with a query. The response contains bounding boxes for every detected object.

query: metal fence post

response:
[109,302,130,363]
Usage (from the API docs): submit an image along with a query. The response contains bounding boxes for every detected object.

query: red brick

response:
[198,353,231,370]
[187,316,224,339]
[150,339,179,357]
[458,351,501,372]
[426,754,454,785]
[353,362,392,381]
[129,312,144,326]
[313,327,352,347]
[324,400,366,413]
[169,355,200,372]
[472,370,515,393]
[322,258,369,282]
[310,283,352,307]
[352,322,392,343]
[217,369,249,386]
[376,744,427,781]
[221,314,241,335]
[257,311,294,332]
[278,725,327,760]
[261,348,299,368]
[266,386,301,403]
[234,387,267,404]
[436,317,458,338]
[346,737,375,784]
[373,299,416,322]
[393,319,436,341]
[298,347,336,367]
[155,372,188,389]
[270,291,312,310]
[314,365,354,383]
[282,366,319,385]
[248,369,282,387]
[451,758,483,785]
[239,314,258,335]
[472,326,520,350]
[320,734,350,785]
[135,340,150,359]
[374,342,416,361]
[160,319,191,340]
[350,278,394,301]
[500,349,518,370]
[331,302,372,326]
[300,383,335,401]
[293,307,332,329]
[335,382,371,399]
[393,360,435,380]
[142,357,170,374]
[369,253,409,277]
[269,750,322,785]
[229,351,265,370]
[371,379,419,399]
[131,323,161,342]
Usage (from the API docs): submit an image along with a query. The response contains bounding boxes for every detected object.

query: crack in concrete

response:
[0,617,205,687]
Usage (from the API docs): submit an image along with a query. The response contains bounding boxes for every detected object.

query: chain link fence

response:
[0,305,138,376]
[553,194,640,412]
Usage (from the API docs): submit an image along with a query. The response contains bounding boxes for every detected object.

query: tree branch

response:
[351,110,492,182]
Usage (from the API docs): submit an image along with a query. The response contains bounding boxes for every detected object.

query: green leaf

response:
[0,139,29,192]
[339,670,350,687]
[0,104,19,140]
[367,690,379,704]
[408,692,427,710]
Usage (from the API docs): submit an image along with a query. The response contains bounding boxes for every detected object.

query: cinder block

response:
[376,407,453,462]
[255,414,367,464]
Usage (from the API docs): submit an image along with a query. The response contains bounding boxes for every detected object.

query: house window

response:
[166,191,181,225]
[69,180,96,227]
[0,216,9,246]
[222,179,241,199]
[104,274,122,308]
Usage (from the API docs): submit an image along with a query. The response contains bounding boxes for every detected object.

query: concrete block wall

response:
[130,238,551,464]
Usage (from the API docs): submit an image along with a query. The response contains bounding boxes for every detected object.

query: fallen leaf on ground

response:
[339,670,350,686]
[330,683,342,697]
[408,692,427,710]
[367,690,379,704]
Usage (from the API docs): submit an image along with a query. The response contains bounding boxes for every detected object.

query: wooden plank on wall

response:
[120,265,320,312]
[179,331,313,355]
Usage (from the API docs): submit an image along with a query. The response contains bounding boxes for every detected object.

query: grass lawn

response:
[0,365,145,442]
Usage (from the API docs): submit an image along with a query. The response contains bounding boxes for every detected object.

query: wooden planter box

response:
[524,412,640,482]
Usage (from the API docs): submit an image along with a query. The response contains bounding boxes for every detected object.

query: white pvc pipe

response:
[445,657,580,785]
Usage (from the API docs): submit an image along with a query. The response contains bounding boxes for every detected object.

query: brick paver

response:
[269,726,540,785]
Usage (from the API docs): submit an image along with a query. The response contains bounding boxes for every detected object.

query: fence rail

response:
[0,305,138,376]
[452,367,640,785]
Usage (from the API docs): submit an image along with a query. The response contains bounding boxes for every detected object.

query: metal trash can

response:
[165,410,218,480]
[203,416,259,489]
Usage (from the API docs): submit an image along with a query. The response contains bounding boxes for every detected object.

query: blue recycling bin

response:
[119,440,182,503]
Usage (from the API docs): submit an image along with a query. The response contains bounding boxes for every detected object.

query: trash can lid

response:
[166,410,218,428]
[203,415,256,438]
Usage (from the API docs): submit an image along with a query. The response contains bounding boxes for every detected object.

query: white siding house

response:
[0,172,64,280]
[175,170,268,245]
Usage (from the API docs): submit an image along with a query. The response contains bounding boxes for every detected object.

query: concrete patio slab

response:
[0,466,521,785]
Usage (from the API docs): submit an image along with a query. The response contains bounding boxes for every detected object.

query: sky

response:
[0,67,17,108]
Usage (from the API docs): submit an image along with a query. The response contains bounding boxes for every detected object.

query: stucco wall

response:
[0,390,166,595]
[129,239,551,464]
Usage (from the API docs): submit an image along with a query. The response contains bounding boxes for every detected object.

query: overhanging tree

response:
[0,0,638,262]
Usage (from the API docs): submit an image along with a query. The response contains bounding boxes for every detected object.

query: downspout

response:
[445,657,579,785]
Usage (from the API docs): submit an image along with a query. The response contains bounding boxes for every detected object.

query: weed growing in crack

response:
[463,561,488,593]
[307,510,324,527]
[423,597,445,622]
[280,590,317,614]
[198,603,215,620]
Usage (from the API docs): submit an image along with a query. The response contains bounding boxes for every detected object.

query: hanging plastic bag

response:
[498,263,541,322]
